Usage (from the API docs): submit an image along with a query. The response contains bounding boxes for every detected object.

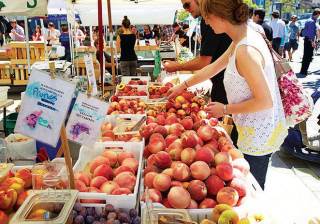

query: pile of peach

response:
[141,120,251,210]
[0,168,33,223]
[107,97,147,115]
[148,82,173,99]
[116,85,147,97]
[100,122,142,142]
[74,148,140,201]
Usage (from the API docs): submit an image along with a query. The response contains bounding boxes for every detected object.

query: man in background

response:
[270,10,285,54]
[288,15,299,61]
[252,8,273,41]
[9,19,25,41]
[46,22,60,46]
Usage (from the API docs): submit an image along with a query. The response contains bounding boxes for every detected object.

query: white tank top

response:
[224,27,288,156]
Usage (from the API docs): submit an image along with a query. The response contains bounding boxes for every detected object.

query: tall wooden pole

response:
[98,0,104,94]
[107,0,116,85]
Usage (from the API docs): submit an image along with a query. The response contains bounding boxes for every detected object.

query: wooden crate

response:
[9,41,46,85]
[74,58,100,80]
[0,61,11,85]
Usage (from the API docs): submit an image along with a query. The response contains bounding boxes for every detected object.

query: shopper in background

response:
[171,22,185,41]
[252,8,273,41]
[59,25,71,61]
[46,22,60,46]
[270,10,285,54]
[143,25,153,39]
[162,24,174,41]
[74,23,86,47]
[280,19,290,59]
[130,25,140,41]
[248,7,264,34]
[299,8,320,77]
[168,0,287,190]
[288,15,299,61]
[32,25,43,41]
[9,19,25,41]
[152,25,161,42]
[116,16,137,76]
[94,39,113,74]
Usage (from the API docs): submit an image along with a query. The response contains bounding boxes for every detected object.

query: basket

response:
[5,112,18,135]
[0,86,10,101]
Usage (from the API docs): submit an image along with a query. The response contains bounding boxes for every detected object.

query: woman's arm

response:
[168,42,234,98]
[116,35,120,49]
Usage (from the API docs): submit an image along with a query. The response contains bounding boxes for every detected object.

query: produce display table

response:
[0,99,14,136]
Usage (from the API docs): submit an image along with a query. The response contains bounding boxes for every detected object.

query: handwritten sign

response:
[66,93,108,146]
[84,54,98,96]
[15,69,76,147]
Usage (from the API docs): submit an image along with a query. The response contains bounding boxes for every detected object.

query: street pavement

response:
[264,40,320,224]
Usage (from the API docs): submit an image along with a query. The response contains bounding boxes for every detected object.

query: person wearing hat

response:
[299,8,320,77]
[46,22,60,46]
[288,15,299,61]
[9,19,25,41]
[269,10,285,54]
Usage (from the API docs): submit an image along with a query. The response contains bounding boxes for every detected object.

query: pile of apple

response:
[116,85,148,97]
[107,97,146,115]
[148,82,173,99]
[147,90,207,120]
[140,121,251,211]
[74,148,140,200]
[100,121,142,142]
[0,168,33,224]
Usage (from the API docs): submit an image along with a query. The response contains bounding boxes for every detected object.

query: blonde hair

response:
[200,0,249,25]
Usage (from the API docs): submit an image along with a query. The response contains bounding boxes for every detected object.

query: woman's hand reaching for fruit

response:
[204,102,225,118]
[167,83,186,99]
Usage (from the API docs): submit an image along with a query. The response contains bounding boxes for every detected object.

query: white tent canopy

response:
[0,0,48,16]
[74,0,182,25]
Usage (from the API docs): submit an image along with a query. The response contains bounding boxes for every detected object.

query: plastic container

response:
[10,190,78,224]
[0,86,9,101]
[73,141,144,210]
[0,163,14,183]
[5,112,18,135]
[0,138,7,163]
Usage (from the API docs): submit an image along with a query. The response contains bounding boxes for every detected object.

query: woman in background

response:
[32,25,43,41]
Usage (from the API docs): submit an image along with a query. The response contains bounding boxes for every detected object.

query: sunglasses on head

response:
[183,2,191,9]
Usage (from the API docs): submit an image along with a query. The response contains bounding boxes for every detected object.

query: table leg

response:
[3,107,6,137]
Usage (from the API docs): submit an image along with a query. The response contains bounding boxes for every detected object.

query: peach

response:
[154,125,168,137]
[181,130,199,148]
[162,198,173,208]
[168,186,191,209]
[181,148,196,165]
[175,95,187,104]
[216,162,233,181]
[218,136,230,146]
[101,150,118,167]
[142,189,162,203]
[181,116,194,130]
[220,144,234,152]
[0,189,17,210]
[93,164,114,180]
[170,161,184,169]
[165,134,179,147]
[195,147,214,165]
[168,123,185,137]
[199,198,217,208]
[147,154,157,167]
[74,172,91,186]
[148,136,166,154]
[212,204,233,223]
[166,141,183,161]
[188,199,199,209]
[165,114,179,125]
[232,158,250,176]
[153,173,171,192]
[214,152,232,166]
[187,180,207,201]
[218,209,239,224]
[207,138,219,151]
[15,191,29,209]
[144,172,158,188]
[155,151,172,169]
[2,177,25,194]
[101,130,115,140]
[206,175,225,196]
[197,125,214,141]
[75,180,88,192]
[122,158,139,173]
[90,176,108,189]
[173,163,190,181]
[0,210,9,224]
[162,168,173,177]
[190,161,211,180]
[171,181,183,187]
[114,165,135,176]
[15,168,32,188]
[140,124,154,139]
[143,164,160,176]
[228,148,244,160]
[229,178,247,197]
[114,172,136,191]
[117,151,135,164]
[112,187,132,195]
[100,181,120,194]
[217,187,239,206]
[89,156,110,173]
[156,114,166,126]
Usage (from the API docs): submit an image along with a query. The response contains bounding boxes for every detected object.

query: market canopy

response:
[0,0,48,16]
[73,0,182,25]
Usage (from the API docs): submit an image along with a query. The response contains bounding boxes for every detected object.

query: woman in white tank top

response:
[168,0,287,189]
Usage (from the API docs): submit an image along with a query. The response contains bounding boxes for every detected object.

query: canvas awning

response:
[0,0,48,16]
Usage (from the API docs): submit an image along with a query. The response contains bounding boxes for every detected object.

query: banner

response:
[15,69,76,147]
[66,93,108,146]
[0,0,47,16]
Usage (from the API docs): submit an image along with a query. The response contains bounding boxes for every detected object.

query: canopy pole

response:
[24,17,31,75]
[98,0,104,94]
[107,0,116,86]
[40,19,48,60]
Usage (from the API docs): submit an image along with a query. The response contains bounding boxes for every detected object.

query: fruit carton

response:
[115,84,149,98]
[121,76,150,86]
[73,141,144,210]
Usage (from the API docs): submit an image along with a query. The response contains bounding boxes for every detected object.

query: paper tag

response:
[139,40,146,46]
[66,93,109,146]
[14,69,76,147]
[84,54,98,96]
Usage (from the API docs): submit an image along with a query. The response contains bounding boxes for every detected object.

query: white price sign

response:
[84,54,98,96]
